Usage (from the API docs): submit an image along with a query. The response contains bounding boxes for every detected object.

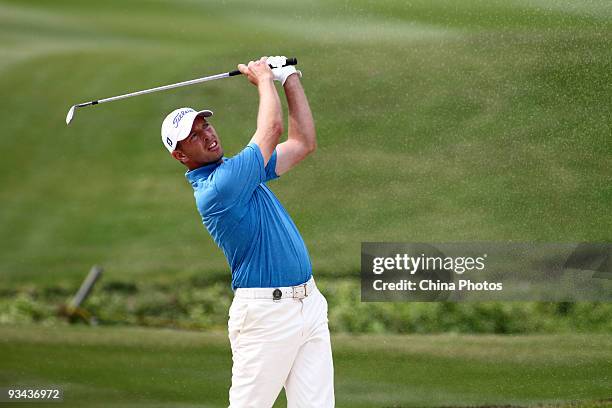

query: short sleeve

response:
[264,149,280,182]
[212,143,266,205]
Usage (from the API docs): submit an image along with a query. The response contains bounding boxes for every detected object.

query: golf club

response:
[65,57,298,125]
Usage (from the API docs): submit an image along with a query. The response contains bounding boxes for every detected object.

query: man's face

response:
[174,115,223,167]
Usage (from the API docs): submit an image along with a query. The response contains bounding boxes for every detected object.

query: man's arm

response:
[238,57,283,166]
[275,74,316,175]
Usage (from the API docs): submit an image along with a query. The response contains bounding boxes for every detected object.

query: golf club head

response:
[66,105,77,125]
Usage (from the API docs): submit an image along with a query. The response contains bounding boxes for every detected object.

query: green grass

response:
[0,325,611,407]
[0,0,610,286]
[1,3,610,405]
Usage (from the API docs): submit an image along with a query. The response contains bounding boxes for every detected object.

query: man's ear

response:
[171,149,188,163]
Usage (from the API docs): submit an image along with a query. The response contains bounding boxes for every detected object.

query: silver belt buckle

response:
[292,283,308,299]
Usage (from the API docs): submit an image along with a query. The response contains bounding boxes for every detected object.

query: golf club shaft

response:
[82,57,297,107]
[91,72,229,106]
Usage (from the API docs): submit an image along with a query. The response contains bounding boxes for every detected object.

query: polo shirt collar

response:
[185,160,222,186]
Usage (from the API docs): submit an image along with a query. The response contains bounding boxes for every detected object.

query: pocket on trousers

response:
[318,290,330,324]
[228,300,250,351]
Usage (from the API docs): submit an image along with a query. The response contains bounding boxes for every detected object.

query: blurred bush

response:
[1,277,611,334]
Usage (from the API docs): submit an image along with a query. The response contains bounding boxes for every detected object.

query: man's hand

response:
[267,56,302,86]
[237,57,274,86]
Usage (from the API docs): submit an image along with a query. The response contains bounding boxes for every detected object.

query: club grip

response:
[228,57,298,77]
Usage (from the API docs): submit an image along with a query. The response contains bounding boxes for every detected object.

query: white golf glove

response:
[267,56,302,85]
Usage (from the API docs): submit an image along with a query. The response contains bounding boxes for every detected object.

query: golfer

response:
[161,56,334,407]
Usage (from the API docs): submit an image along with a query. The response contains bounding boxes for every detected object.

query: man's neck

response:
[186,157,223,171]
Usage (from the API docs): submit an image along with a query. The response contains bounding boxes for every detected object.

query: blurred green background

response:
[0,0,610,406]
[1,0,610,285]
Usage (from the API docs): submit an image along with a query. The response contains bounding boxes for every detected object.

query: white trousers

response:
[227,283,335,407]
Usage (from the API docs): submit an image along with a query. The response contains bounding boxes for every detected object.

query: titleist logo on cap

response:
[172,109,194,128]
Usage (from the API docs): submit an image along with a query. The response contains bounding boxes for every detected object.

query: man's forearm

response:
[257,78,283,137]
[284,75,316,152]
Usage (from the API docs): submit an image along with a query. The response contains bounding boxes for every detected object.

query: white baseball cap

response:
[161,107,214,153]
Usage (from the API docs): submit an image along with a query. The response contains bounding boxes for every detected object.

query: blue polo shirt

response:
[185,143,312,290]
